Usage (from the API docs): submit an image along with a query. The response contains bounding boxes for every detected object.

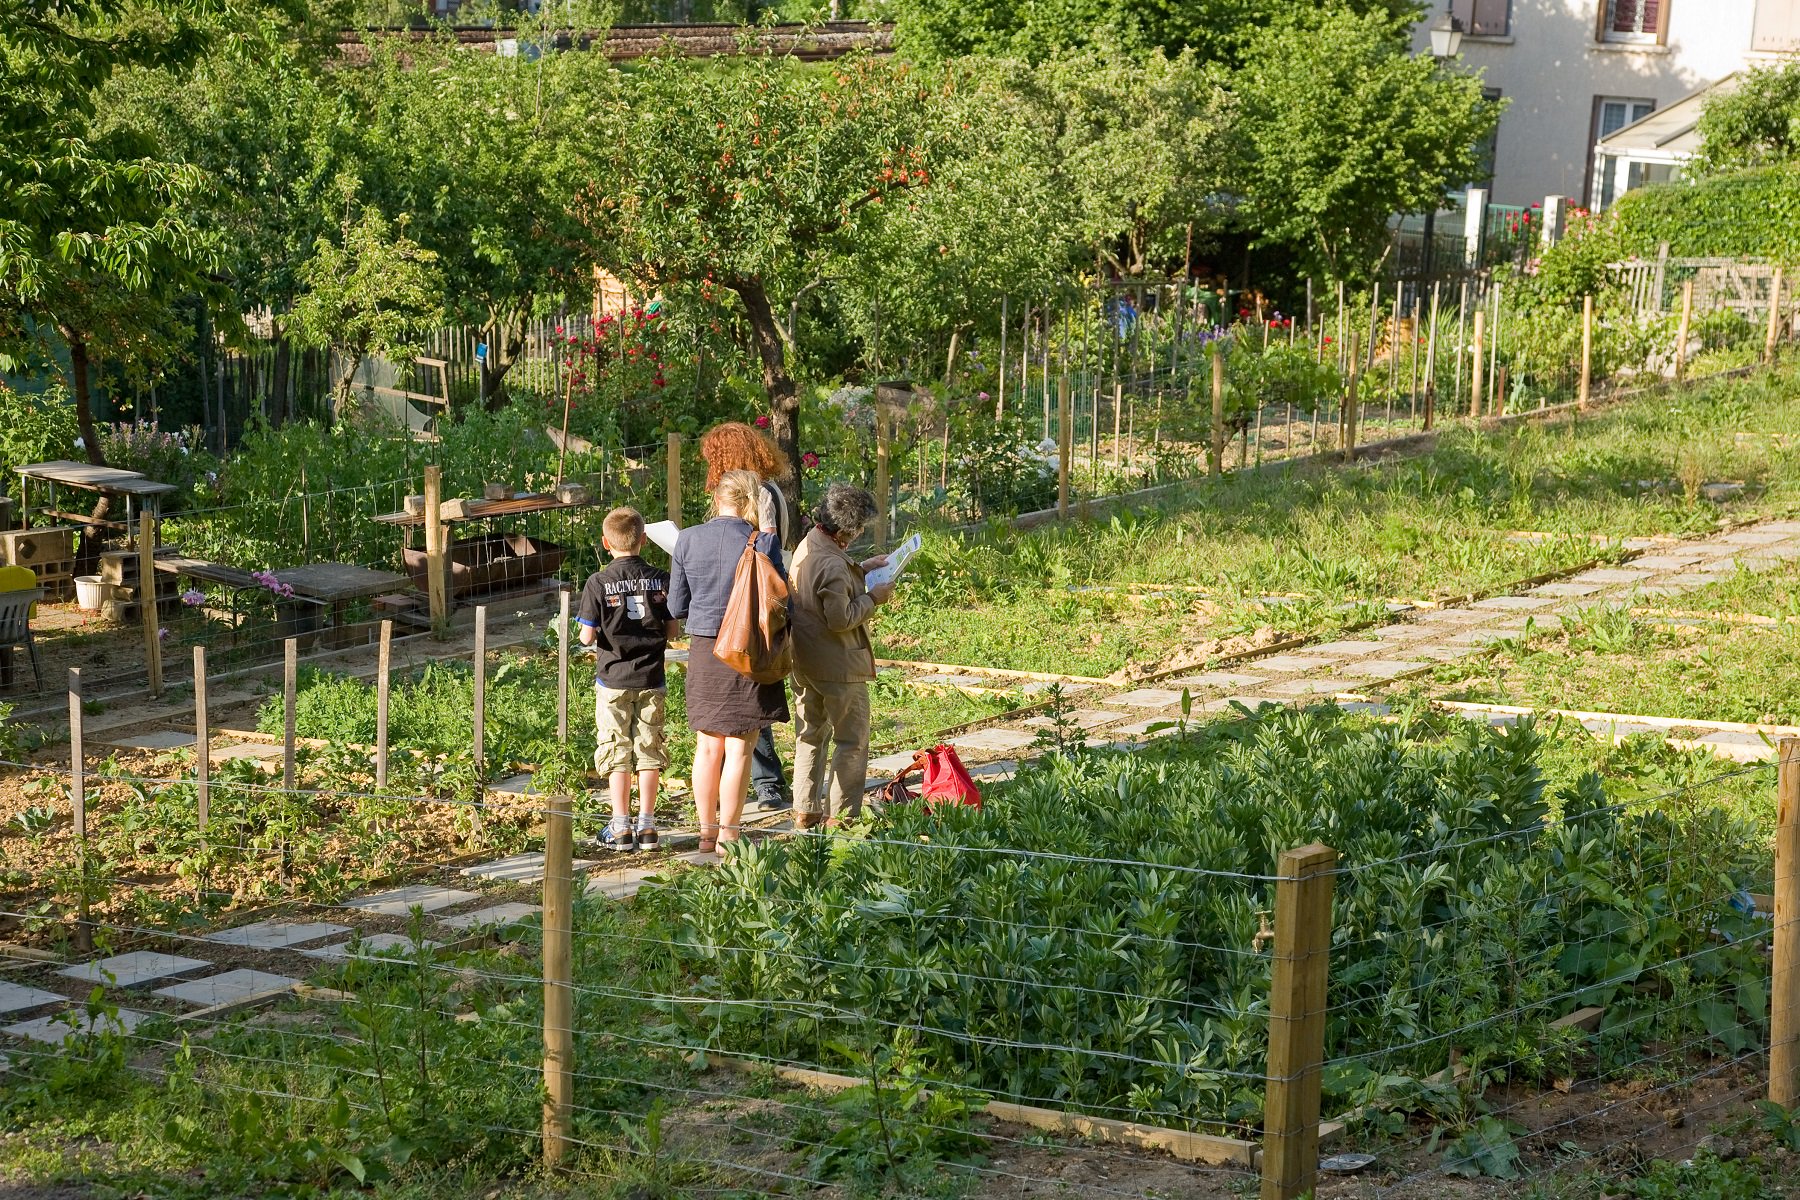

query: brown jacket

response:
[790,527,878,684]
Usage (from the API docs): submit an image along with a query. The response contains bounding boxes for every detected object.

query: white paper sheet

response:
[864,532,921,589]
[644,520,681,555]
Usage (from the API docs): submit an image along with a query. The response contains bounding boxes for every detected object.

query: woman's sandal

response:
[698,824,719,854]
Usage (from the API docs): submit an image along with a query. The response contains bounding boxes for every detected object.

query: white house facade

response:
[1408,0,1800,208]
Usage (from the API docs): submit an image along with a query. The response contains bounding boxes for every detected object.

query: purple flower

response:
[181,589,205,607]
[157,627,169,641]
[978,391,990,401]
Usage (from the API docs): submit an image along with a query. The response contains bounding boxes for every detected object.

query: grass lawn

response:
[874,362,1800,675]
[1418,558,1800,726]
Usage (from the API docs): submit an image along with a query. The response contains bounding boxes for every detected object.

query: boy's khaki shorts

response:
[594,686,668,776]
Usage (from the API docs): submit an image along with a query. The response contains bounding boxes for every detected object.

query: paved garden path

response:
[11,519,1800,1055]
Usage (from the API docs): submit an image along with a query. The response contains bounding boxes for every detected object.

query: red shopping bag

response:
[880,744,982,811]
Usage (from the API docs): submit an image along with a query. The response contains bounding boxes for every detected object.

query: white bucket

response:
[75,575,105,611]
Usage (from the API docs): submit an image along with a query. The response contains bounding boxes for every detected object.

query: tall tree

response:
[0,0,232,464]
[1032,47,1233,278]
[884,0,1424,66]
[1694,63,1800,176]
[1231,8,1498,281]
[105,18,358,423]
[351,35,595,409]
[289,204,447,413]
[830,58,1075,380]
[593,51,951,488]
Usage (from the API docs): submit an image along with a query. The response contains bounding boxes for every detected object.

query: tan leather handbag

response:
[712,529,793,683]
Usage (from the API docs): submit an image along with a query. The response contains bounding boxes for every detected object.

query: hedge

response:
[1608,164,1800,263]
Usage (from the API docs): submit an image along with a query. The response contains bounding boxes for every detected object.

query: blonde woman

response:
[668,469,789,852]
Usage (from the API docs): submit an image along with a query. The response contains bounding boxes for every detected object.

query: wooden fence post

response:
[874,409,891,546]
[542,790,575,1166]
[68,667,90,951]
[1773,738,1800,1107]
[1766,267,1785,365]
[1342,334,1361,464]
[1579,295,1594,408]
[1056,374,1072,518]
[282,638,297,791]
[138,512,161,698]
[194,646,209,832]
[1260,842,1338,1200]
[1210,348,1225,478]
[1469,308,1486,419]
[1675,279,1694,381]
[666,432,683,525]
[1111,382,1123,470]
[424,465,449,635]
[1423,286,1440,431]
[556,590,570,745]
[375,620,392,789]
[473,605,487,788]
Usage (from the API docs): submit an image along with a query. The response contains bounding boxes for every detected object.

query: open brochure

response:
[644,520,681,556]
[864,532,921,590]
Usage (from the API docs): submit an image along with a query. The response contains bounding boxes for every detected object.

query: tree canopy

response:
[1694,64,1800,177]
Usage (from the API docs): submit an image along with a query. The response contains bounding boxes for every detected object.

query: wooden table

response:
[272,562,412,630]
[16,461,178,544]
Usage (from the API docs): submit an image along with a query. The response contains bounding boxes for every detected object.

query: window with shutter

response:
[1754,0,1800,51]
[1451,0,1512,36]
[1605,0,1664,40]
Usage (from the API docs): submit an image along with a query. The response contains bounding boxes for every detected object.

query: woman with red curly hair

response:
[698,420,800,811]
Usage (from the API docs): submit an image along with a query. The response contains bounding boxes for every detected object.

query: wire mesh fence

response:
[2,688,1794,1197]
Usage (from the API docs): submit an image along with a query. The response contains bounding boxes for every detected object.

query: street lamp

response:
[1428,3,1465,58]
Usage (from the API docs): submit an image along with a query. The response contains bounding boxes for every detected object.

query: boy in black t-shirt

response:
[578,507,677,851]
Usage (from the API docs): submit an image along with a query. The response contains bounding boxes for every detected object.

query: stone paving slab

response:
[1336,700,1395,717]
[1165,671,1269,690]
[1101,688,1187,709]
[154,970,299,1008]
[305,934,442,962]
[948,727,1036,752]
[344,884,479,916]
[204,920,353,950]
[1106,716,1185,737]
[107,731,196,750]
[1019,681,1095,696]
[585,869,662,899]
[1195,695,1292,714]
[1627,554,1707,569]
[1732,555,1786,572]
[1336,658,1432,680]
[439,903,542,931]
[4,1008,146,1044]
[1717,530,1792,545]
[1410,607,1492,625]
[1250,655,1340,673]
[1446,628,1528,646]
[1365,624,1434,641]
[1470,595,1558,611]
[489,773,538,795]
[1409,644,1482,661]
[1263,678,1365,697]
[866,751,920,774]
[212,743,285,762]
[1303,641,1385,657]
[59,952,211,989]
[914,673,992,688]
[460,852,598,883]
[0,982,66,1017]
[1571,568,1655,584]
[1529,582,1604,597]
[1019,709,1127,730]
